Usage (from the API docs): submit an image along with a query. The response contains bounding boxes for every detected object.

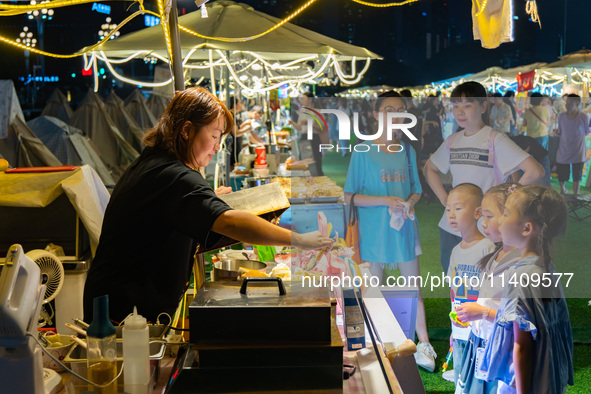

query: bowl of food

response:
[40,333,75,372]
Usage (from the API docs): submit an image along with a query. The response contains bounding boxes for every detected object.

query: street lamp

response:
[26,0,53,80]
[16,26,37,73]
[98,17,120,40]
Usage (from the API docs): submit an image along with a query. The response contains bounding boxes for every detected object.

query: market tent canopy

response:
[124,90,157,132]
[542,49,591,69]
[41,89,73,123]
[104,91,145,152]
[82,0,381,61]
[0,80,62,167]
[27,115,115,187]
[69,89,139,180]
[146,94,170,120]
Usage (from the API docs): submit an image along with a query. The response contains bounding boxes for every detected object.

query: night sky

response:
[0,0,589,106]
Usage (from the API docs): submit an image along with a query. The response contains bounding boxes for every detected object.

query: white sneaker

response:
[414,342,437,372]
[442,369,455,382]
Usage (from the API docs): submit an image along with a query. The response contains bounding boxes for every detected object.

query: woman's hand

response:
[292,231,335,250]
[455,303,487,322]
[385,196,407,214]
[214,186,233,196]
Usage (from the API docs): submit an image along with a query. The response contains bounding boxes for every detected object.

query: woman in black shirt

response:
[83,87,333,322]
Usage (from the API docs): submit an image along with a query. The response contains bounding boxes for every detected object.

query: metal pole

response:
[168,0,185,92]
[37,19,45,80]
[224,51,231,186]
[563,0,568,56]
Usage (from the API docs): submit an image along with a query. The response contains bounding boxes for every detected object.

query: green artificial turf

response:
[321,151,591,393]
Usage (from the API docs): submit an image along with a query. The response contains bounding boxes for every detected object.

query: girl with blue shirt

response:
[344,91,436,372]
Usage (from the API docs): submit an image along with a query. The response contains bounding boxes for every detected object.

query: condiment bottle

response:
[86,295,117,394]
[123,306,150,394]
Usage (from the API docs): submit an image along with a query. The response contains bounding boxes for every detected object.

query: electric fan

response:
[26,249,64,326]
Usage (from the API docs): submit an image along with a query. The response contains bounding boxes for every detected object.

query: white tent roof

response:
[69,89,139,179]
[104,91,145,152]
[0,80,62,167]
[124,90,158,132]
[27,115,116,187]
[41,89,74,123]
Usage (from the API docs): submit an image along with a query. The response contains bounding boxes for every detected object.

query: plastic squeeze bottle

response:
[87,295,117,394]
[123,306,150,394]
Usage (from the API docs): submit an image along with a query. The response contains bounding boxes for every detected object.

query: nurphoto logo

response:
[302,106,418,153]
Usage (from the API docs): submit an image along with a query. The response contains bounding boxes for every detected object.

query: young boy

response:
[444,183,495,384]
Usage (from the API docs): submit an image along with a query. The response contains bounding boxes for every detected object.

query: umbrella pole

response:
[168,0,185,92]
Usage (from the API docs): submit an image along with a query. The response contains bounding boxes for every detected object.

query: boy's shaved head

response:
[449,183,484,207]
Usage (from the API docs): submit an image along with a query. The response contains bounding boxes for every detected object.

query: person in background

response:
[344,91,436,372]
[240,105,266,146]
[481,186,573,394]
[490,92,513,134]
[444,183,495,384]
[508,134,551,187]
[522,92,550,150]
[556,94,591,196]
[541,96,557,138]
[504,90,517,135]
[228,95,248,167]
[424,81,543,275]
[290,92,324,176]
[83,87,333,323]
[400,89,423,163]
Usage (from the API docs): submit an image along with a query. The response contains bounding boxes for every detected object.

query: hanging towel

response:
[472,0,514,49]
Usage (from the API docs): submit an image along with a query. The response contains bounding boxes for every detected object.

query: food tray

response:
[288,197,306,204]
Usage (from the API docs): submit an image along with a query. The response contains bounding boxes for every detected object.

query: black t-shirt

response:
[509,135,548,163]
[83,147,231,322]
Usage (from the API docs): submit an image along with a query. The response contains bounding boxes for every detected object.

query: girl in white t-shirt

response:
[423,81,544,274]
[454,183,522,394]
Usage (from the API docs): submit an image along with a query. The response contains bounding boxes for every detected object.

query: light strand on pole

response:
[97,51,174,86]
[156,0,174,66]
[179,0,318,42]
[332,57,371,85]
[215,49,334,95]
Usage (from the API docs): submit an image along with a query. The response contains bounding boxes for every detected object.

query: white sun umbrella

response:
[79,0,381,94]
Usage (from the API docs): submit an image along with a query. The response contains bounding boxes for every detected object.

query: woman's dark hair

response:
[143,87,233,164]
[511,185,567,267]
[504,90,515,98]
[491,92,503,98]
[450,81,490,125]
[477,183,523,270]
[450,81,488,104]
[374,90,403,112]
[530,92,544,106]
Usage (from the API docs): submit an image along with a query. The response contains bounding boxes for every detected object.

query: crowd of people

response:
[340,81,581,393]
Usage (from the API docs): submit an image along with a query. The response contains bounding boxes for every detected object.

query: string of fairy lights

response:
[0,0,572,96]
